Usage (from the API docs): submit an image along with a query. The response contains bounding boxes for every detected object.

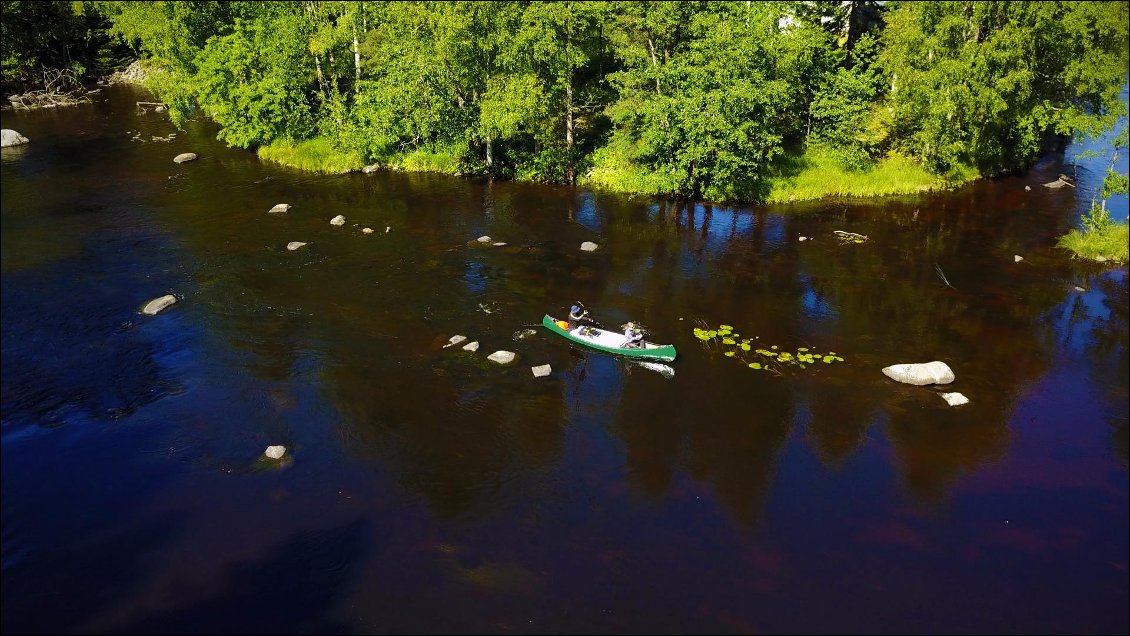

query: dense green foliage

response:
[1,1,129,95]
[6,1,1128,204]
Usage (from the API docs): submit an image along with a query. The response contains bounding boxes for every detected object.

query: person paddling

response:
[623,322,644,348]
[568,301,590,326]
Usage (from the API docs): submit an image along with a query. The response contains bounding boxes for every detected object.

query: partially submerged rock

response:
[264,445,286,459]
[362,227,374,234]
[882,361,955,386]
[487,350,515,364]
[286,241,306,251]
[462,341,479,352]
[492,242,507,246]
[580,241,599,252]
[940,392,969,406]
[1014,255,1023,263]
[531,364,552,378]
[330,214,345,226]
[172,152,196,163]
[362,164,380,174]
[269,203,291,214]
[141,294,177,316]
[477,236,492,243]
[444,335,467,348]
[1,129,30,147]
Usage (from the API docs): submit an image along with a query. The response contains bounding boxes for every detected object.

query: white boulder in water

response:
[173,152,196,163]
[531,364,552,378]
[264,445,286,459]
[269,203,291,214]
[330,215,345,226]
[882,361,955,386]
[487,350,515,364]
[580,241,599,252]
[286,241,306,251]
[940,392,969,406]
[462,341,479,352]
[141,294,177,315]
[1014,255,1023,263]
[2,129,30,147]
[444,335,467,348]
[362,227,374,234]
[477,235,492,243]
[362,164,380,174]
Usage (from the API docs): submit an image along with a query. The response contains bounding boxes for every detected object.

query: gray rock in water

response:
[1024,185,1031,191]
[1014,255,1023,262]
[580,241,599,252]
[462,341,479,352]
[1074,286,1086,292]
[443,335,467,348]
[487,350,515,364]
[477,235,492,243]
[362,164,380,174]
[141,294,177,316]
[940,392,969,406]
[492,242,507,246]
[173,152,197,163]
[286,241,306,251]
[362,227,374,234]
[513,328,538,340]
[531,364,552,378]
[330,214,345,226]
[1095,255,1108,262]
[882,361,955,386]
[799,236,807,241]
[269,203,291,214]
[1,129,30,147]
[264,445,286,459]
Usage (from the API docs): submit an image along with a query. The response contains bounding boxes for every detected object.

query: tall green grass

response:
[258,137,365,174]
[1057,204,1130,263]
[765,148,972,203]
[390,146,462,174]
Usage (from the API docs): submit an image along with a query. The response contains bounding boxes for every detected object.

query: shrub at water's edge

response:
[258,138,364,174]
[1057,203,1130,263]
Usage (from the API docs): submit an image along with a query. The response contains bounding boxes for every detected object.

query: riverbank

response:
[256,134,973,204]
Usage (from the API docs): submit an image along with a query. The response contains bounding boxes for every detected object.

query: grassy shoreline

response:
[258,136,972,204]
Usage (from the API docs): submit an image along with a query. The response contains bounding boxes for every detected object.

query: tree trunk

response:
[315,55,326,95]
[486,137,493,168]
[352,25,361,93]
[647,37,661,95]
[565,32,575,185]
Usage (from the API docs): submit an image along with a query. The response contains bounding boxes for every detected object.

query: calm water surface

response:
[2,86,1127,634]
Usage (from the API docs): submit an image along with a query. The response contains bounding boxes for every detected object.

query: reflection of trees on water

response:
[582,185,1097,512]
[1061,270,1129,464]
[155,161,1122,521]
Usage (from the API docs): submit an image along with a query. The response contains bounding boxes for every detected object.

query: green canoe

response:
[542,314,677,362]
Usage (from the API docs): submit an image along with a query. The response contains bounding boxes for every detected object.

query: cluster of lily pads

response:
[692,323,845,373]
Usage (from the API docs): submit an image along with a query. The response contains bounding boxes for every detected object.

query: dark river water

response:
[2,85,1127,634]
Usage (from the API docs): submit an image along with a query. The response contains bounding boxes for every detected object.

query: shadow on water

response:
[115,517,367,635]
[1,513,184,634]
